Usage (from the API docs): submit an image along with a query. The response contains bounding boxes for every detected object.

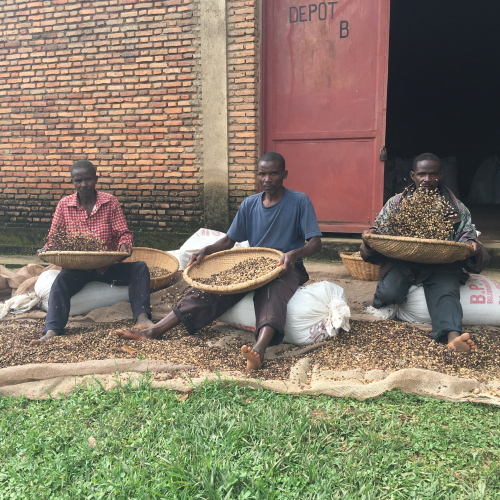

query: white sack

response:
[35,270,129,316]
[176,228,249,270]
[218,281,350,346]
[368,274,500,326]
[0,293,41,319]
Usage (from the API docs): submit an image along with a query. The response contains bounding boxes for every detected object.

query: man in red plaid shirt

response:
[32,160,153,345]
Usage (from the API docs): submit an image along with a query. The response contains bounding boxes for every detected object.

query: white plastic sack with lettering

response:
[171,228,250,271]
[35,270,130,316]
[368,274,500,325]
[218,281,350,346]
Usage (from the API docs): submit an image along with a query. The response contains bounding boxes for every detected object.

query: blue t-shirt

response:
[226,188,322,262]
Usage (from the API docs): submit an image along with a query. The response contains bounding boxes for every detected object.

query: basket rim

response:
[183,247,283,294]
[124,247,180,272]
[39,250,127,256]
[339,251,365,261]
[364,233,473,250]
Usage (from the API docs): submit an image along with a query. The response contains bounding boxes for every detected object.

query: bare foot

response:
[241,345,262,370]
[132,323,154,331]
[133,313,154,330]
[447,332,477,353]
[362,299,374,309]
[114,328,156,341]
[30,330,57,346]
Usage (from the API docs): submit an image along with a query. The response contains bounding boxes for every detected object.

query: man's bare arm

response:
[187,235,236,266]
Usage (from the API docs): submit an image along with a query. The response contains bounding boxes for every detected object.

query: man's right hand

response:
[362,228,378,240]
[187,249,207,267]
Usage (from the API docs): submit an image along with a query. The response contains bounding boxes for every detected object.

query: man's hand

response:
[187,249,207,267]
[119,244,132,255]
[278,251,296,273]
[362,228,378,240]
[465,241,480,256]
[362,228,378,248]
[186,236,236,267]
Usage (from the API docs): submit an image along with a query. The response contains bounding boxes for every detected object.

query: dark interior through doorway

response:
[385,0,500,242]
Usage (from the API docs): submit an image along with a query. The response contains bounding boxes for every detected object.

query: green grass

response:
[1,377,499,500]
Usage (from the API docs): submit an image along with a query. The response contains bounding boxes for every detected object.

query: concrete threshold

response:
[0,255,47,267]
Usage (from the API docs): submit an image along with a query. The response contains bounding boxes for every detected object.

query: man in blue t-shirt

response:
[115,152,322,370]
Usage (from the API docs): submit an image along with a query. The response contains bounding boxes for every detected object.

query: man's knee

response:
[374,275,412,306]
[374,283,408,305]
[131,260,148,276]
[52,269,78,293]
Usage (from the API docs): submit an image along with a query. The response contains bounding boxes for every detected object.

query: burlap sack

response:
[10,264,61,296]
[0,264,48,293]
[14,277,38,296]
[0,275,8,292]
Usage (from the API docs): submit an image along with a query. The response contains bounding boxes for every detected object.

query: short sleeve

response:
[300,197,322,240]
[226,199,249,242]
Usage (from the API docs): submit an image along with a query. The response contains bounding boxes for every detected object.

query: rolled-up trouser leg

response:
[43,269,97,334]
[172,289,247,335]
[99,262,152,323]
[253,264,309,346]
[372,267,413,309]
[423,272,462,343]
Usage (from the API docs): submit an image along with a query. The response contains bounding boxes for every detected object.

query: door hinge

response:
[380,147,387,162]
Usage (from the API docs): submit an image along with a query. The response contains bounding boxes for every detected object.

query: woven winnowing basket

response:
[39,251,128,270]
[340,252,380,281]
[124,247,179,292]
[183,247,283,295]
[364,234,473,264]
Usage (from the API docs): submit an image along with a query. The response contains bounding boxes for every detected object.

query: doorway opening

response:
[385,0,500,242]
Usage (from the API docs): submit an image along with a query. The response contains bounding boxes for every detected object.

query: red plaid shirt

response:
[47,191,133,272]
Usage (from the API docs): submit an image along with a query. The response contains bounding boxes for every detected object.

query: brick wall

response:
[0,0,203,232]
[227,0,260,219]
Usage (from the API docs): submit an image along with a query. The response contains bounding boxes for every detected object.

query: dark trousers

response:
[43,262,151,335]
[372,267,463,342]
[173,264,309,346]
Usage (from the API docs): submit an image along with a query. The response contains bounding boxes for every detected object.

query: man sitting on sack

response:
[31,160,153,345]
[361,152,490,353]
[115,152,322,370]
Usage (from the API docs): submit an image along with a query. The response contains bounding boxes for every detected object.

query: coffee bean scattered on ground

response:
[1,319,499,383]
[306,321,500,383]
[194,257,279,286]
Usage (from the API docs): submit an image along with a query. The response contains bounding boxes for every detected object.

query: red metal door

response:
[261,0,390,232]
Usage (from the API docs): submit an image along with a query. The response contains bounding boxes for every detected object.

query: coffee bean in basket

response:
[148,265,171,279]
[375,187,454,240]
[194,257,279,286]
[40,225,107,252]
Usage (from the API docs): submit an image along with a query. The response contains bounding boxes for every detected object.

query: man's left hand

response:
[465,241,480,256]
[119,244,132,255]
[278,251,296,273]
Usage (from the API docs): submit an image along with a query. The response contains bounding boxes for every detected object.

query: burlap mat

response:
[1,358,499,405]
[1,270,499,405]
